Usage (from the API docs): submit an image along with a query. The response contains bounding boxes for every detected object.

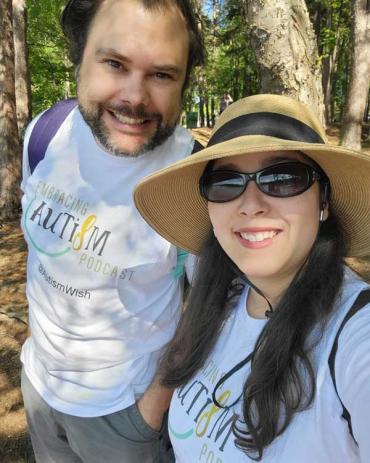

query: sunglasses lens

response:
[201,171,245,202]
[259,163,311,197]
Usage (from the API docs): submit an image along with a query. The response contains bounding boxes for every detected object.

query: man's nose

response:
[118,73,149,107]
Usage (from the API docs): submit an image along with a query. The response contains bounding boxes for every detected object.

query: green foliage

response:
[186,0,259,124]
[27,0,75,116]
[213,0,259,100]
[306,0,351,121]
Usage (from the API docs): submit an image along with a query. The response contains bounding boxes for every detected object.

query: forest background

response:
[25,0,370,128]
[22,0,370,132]
[0,0,369,461]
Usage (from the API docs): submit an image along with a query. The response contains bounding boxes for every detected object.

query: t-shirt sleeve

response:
[335,304,370,461]
[185,253,197,285]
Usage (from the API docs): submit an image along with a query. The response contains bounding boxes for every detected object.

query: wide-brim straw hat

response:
[134,94,370,257]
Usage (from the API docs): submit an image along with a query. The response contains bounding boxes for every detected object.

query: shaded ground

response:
[0,221,34,462]
[0,126,369,462]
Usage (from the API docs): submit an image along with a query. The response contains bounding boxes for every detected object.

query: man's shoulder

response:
[174,123,195,141]
[168,125,196,157]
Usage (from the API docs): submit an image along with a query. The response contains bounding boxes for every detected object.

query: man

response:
[219,92,233,114]
[20,1,204,461]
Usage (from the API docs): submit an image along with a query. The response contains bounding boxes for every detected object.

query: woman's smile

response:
[235,227,281,249]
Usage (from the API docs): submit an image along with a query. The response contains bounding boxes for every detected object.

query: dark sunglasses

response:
[199,161,324,203]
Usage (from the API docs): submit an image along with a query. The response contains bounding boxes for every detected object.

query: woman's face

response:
[207,151,328,291]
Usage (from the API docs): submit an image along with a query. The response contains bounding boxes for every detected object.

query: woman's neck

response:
[246,277,291,319]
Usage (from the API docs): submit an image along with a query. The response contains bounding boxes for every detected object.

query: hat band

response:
[208,112,325,147]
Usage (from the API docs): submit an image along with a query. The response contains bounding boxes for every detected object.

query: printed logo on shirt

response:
[23,181,136,281]
[24,181,110,257]
[169,357,243,462]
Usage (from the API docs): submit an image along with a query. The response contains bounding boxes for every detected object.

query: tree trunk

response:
[205,95,211,127]
[211,96,216,127]
[13,0,31,140]
[64,52,72,99]
[312,2,322,54]
[0,0,22,220]
[322,31,341,124]
[199,94,205,127]
[211,0,219,126]
[244,0,325,124]
[341,0,370,150]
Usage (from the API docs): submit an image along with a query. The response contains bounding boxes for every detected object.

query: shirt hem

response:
[22,361,137,418]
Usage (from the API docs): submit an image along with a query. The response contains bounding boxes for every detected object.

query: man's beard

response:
[79,102,177,157]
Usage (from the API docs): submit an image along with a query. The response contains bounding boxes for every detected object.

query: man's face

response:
[77,0,189,157]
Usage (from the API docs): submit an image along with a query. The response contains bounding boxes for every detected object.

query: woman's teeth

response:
[240,230,278,242]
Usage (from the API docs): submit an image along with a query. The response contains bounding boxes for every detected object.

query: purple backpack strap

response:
[28,98,78,174]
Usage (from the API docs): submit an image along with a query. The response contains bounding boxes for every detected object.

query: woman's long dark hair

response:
[160,207,347,460]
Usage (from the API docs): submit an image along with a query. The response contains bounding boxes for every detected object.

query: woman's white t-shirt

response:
[169,270,370,462]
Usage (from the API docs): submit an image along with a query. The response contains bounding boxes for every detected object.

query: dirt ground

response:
[0,127,369,462]
[0,221,34,462]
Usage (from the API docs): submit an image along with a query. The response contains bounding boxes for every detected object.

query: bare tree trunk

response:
[244,0,325,124]
[64,52,72,99]
[13,0,31,140]
[341,0,370,150]
[199,92,205,127]
[211,96,215,127]
[0,0,22,220]
[211,0,219,126]
[193,0,204,128]
[322,32,341,124]
[205,95,210,127]
[321,5,343,125]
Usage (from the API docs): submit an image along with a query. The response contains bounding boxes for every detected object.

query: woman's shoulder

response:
[317,267,370,356]
[333,267,370,374]
[336,267,370,317]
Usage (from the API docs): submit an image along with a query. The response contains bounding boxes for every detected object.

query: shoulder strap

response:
[28,98,78,174]
[329,288,370,444]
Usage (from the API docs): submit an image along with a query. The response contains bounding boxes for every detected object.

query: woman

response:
[134,94,370,462]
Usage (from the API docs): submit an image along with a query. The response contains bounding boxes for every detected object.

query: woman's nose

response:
[236,180,270,216]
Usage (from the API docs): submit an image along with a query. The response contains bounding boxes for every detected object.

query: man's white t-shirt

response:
[169,270,370,462]
[21,107,195,417]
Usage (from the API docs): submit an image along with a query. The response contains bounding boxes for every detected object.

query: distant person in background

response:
[220,91,233,114]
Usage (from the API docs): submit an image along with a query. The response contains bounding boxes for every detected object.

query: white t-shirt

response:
[21,107,195,417]
[169,270,370,462]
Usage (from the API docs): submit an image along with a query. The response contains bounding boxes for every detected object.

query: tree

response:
[13,0,32,139]
[306,0,351,124]
[0,0,22,220]
[243,0,325,123]
[217,0,259,100]
[341,0,370,150]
